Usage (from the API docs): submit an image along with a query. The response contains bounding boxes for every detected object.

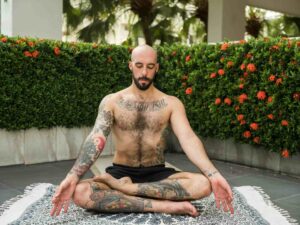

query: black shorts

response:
[105,163,179,183]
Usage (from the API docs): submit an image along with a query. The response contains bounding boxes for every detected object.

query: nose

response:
[141,66,147,76]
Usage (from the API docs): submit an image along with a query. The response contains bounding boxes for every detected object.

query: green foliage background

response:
[0,36,299,155]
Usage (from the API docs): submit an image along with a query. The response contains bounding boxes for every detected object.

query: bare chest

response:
[113,98,170,133]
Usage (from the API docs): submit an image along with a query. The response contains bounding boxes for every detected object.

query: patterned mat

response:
[0,183,298,225]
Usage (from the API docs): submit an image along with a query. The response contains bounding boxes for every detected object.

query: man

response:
[51,45,234,217]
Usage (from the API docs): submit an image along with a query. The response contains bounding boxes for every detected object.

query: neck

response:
[130,83,156,101]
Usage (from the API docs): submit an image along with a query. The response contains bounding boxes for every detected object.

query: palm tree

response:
[63,0,208,45]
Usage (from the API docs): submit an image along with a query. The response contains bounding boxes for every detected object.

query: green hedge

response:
[0,36,299,156]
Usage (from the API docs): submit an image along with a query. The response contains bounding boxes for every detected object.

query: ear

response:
[129,61,133,71]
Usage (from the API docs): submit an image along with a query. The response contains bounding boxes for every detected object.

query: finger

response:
[50,205,56,217]
[50,203,59,217]
[227,200,234,214]
[225,185,233,200]
[64,200,70,213]
[215,199,221,209]
[56,202,64,216]
[222,200,229,212]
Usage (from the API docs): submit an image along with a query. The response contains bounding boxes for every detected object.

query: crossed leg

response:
[73,172,211,217]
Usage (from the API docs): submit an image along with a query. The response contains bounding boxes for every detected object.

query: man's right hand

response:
[50,173,79,216]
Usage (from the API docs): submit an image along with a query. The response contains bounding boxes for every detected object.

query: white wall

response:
[1,0,62,40]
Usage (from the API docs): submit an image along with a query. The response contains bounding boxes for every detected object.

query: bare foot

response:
[119,176,132,185]
[163,201,199,217]
[93,173,129,190]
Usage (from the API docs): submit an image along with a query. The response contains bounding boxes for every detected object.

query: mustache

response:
[138,77,151,81]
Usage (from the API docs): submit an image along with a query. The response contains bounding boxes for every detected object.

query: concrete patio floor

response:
[0,153,299,222]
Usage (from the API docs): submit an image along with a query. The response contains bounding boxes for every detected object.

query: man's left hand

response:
[209,173,234,214]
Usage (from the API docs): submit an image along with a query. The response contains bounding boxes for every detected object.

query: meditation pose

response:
[51,45,234,217]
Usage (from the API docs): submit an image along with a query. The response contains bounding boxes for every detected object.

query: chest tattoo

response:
[117,98,168,112]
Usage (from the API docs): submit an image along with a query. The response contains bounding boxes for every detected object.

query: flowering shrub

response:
[157,37,300,156]
[0,36,131,129]
[0,35,299,156]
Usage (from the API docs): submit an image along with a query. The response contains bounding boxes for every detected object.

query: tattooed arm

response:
[51,95,113,217]
[69,95,114,178]
[170,96,234,213]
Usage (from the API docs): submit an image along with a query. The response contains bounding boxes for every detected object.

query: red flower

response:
[269,74,276,82]
[246,53,252,59]
[218,69,225,76]
[54,47,60,55]
[281,120,288,126]
[31,50,39,58]
[267,96,273,103]
[276,78,283,86]
[210,73,217,78]
[239,84,244,89]
[247,63,256,72]
[272,45,279,50]
[281,149,289,158]
[240,120,246,125]
[185,55,191,62]
[267,114,274,120]
[257,91,266,100]
[27,41,34,47]
[240,63,246,70]
[220,57,225,62]
[227,61,234,67]
[1,37,7,42]
[239,40,246,44]
[224,97,232,105]
[237,114,244,121]
[23,51,32,57]
[215,98,222,105]
[243,72,248,78]
[235,106,240,111]
[250,122,259,130]
[293,92,300,101]
[221,43,229,51]
[185,87,193,95]
[243,131,251,138]
[253,137,260,144]
[238,93,248,103]
[171,51,176,56]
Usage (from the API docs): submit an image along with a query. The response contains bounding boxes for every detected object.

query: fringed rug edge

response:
[235,186,298,225]
[0,183,52,225]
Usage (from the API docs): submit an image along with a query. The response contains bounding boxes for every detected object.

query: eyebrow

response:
[135,62,156,66]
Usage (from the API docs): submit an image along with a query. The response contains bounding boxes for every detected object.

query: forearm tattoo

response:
[69,96,113,177]
[203,170,219,178]
[137,180,191,200]
[88,183,152,212]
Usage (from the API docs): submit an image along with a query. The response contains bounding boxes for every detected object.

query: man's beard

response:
[132,75,154,91]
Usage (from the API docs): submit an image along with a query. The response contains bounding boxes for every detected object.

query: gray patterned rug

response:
[0,183,298,225]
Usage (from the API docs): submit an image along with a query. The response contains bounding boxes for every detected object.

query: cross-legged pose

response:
[51,45,234,217]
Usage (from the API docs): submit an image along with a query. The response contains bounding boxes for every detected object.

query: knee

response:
[73,182,91,208]
[191,174,212,199]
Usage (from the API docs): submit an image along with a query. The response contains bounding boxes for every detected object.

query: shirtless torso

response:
[51,44,234,217]
[111,89,170,167]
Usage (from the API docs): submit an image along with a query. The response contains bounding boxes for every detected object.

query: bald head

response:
[131,45,157,63]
